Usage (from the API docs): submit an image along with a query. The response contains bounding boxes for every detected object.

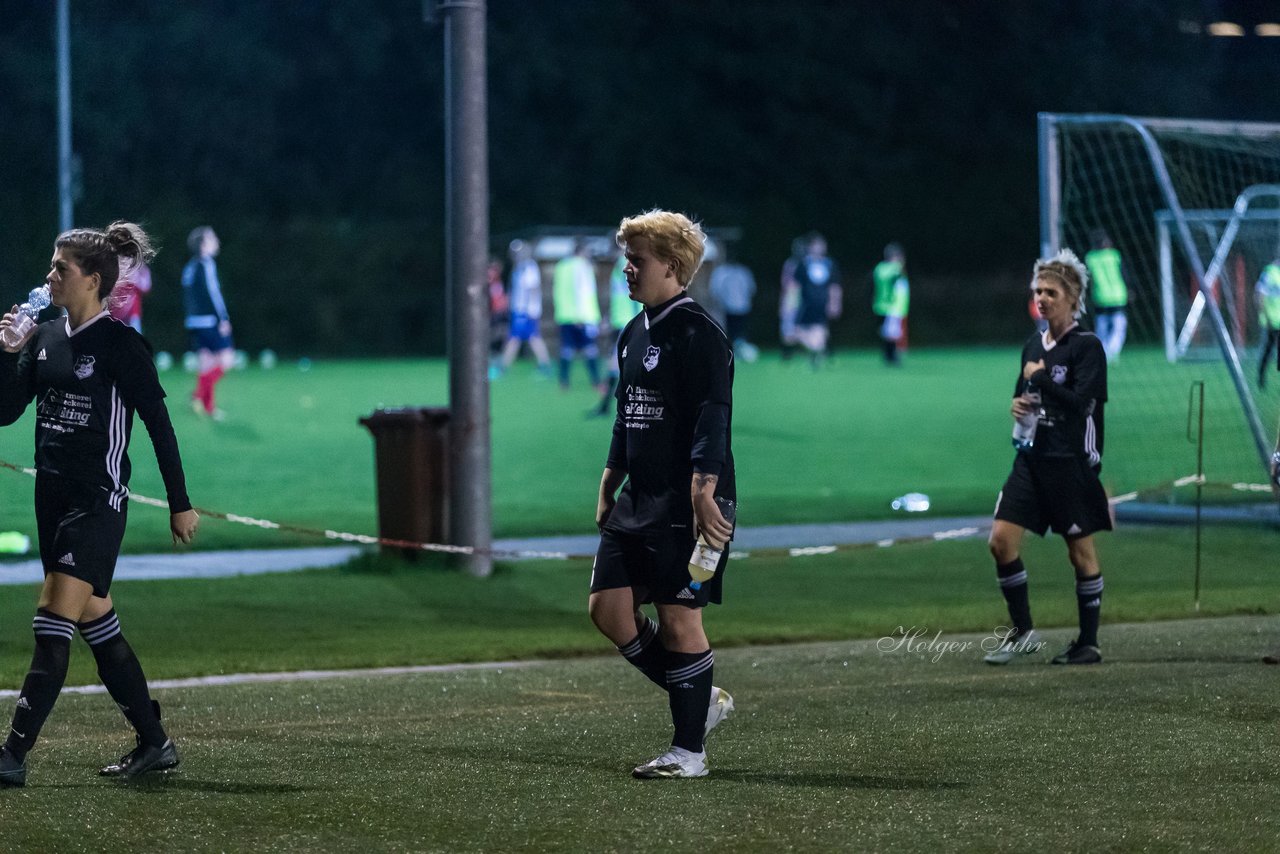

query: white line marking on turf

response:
[0,660,546,699]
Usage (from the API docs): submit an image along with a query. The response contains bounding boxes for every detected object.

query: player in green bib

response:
[872,243,909,365]
[1085,230,1129,362]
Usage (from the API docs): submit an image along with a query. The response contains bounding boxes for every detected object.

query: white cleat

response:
[705,686,734,738]
[983,629,1044,665]
[632,746,708,779]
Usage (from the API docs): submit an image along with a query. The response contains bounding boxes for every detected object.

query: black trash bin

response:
[359,407,450,557]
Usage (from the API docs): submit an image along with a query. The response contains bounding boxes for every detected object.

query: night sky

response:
[1,1,1276,353]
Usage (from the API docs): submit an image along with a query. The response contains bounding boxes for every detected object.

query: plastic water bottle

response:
[688,497,736,590]
[891,492,931,512]
[1,285,51,350]
[1011,387,1042,451]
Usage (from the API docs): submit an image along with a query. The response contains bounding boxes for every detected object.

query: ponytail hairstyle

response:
[1032,248,1090,318]
[55,221,157,301]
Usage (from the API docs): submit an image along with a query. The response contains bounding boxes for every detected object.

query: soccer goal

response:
[1038,113,1280,498]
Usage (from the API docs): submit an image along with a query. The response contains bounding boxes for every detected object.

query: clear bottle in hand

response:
[1011,387,1041,451]
[0,286,51,350]
[688,497,736,590]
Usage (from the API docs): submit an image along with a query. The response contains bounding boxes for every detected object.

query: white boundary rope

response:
[1,459,1270,563]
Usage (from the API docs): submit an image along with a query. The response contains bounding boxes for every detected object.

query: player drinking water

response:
[0,222,199,786]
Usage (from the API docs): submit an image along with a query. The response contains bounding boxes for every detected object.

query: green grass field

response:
[1,523,1275,687]
[4,615,1277,851]
[1,347,1273,554]
[0,348,1277,848]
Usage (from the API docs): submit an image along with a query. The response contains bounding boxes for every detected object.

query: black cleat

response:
[0,745,26,788]
[100,738,180,778]
[1051,639,1103,665]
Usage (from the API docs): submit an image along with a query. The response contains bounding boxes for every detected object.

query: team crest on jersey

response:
[73,355,96,380]
[1051,365,1068,384]
[643,346,661,371]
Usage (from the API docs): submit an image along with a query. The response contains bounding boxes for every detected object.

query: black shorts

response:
[591,527,729,607]
[35,474,127,598]
[994,453,1112,539]
[188,326,232,352]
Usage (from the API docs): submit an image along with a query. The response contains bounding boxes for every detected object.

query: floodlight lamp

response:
[1207,21,1245,36]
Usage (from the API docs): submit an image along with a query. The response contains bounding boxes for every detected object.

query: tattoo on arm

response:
[693,473,719,492]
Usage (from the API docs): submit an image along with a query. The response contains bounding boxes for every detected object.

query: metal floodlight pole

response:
[57,0,73,231]
[1187,381,1205,611]
[440,0,492,577]
[1037,113,1061,258]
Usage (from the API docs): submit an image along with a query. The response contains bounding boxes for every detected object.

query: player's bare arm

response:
[596,467,626,528]
[691,472,732,546]
[1011,396,1035,419]
[171,509,200,545]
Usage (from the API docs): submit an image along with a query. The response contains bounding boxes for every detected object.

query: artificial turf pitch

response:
[2,615,1276,851]
[1,347,1272,552]
[0,349,1276,848]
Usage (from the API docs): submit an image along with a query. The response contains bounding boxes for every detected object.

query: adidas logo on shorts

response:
[15,698,29,710]
[37,349,48,361]
[58,552,75,567]
[676,588,695,600]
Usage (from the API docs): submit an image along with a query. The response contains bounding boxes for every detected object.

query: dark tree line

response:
[0,0,1274,355]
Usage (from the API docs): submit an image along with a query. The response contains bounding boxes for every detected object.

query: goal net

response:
[1039,114,1280,503]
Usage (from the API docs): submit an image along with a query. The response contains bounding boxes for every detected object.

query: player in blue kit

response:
[985,250,1111,667]
[590,210,736,779]
[0,222,199,787]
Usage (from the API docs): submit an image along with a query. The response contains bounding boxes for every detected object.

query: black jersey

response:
[604,294,735,533]
[794,255,840,325]
[0,312,190,512]
[1014,323,1107,465]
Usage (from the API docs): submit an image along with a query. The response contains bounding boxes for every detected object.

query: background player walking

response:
[182,226,234,420]
[0,222,199,787]
[985,250,1110,666]
[590,209,736,779]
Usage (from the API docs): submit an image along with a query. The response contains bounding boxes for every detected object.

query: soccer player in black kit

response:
[985,249,1110,666]
[590,210,736,779]
[0,222,200,787]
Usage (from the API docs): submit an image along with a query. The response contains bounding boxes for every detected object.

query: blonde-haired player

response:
[590,209,737,778]
[986,250,1111,666]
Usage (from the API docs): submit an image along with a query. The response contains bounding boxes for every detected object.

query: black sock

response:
[558,356,571,387]
[996,558,1033,635]
[666,649,713,754]
[4,609,75,762]
[615,616,667,691]
[1076,575,1104,647]
[80,610,167,747]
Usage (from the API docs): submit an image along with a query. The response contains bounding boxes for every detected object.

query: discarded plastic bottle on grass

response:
[688,497,736,590]
[0,286,51,350]
[891,493,931,512]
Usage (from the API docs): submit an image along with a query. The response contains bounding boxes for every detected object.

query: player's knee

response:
[988,534,1015,564]
[587,593,628,641]
[657,611,704,651]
